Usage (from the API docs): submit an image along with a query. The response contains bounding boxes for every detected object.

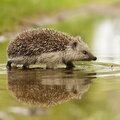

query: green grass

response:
[0,0,119,34]
[79,0,120,4]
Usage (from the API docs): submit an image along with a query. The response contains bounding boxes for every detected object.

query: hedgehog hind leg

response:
[6,60,12,70]
[65,61,75,70]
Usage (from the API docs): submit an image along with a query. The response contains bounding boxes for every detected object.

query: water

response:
[7,69,94,107]
[0,18,120,120]
[93,18,120,64]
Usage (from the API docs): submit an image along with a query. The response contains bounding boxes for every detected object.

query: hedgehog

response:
[7,28,97,69]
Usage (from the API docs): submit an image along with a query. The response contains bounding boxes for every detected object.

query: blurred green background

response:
[0,0,120,120]
[0,0,119,33]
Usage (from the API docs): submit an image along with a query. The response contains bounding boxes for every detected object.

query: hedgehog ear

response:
[75,36,81,41]
[71,41,78,50]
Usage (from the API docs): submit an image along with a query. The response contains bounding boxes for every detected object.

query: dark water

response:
[0,18,120,120]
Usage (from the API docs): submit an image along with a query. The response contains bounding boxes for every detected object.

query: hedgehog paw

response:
[65,61,75,70]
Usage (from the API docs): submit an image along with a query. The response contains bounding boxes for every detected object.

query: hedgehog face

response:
[65,36,97,61]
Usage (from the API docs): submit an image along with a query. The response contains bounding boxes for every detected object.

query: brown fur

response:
[7,28,72,57]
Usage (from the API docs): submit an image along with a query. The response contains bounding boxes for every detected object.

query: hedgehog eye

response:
[82,50,87,55]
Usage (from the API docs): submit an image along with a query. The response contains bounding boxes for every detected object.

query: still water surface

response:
[0,18,120,120]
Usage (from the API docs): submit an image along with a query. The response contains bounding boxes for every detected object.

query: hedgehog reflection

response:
[7,69,96,107]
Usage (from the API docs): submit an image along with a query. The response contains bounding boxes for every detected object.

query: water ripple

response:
[0,64,7,75]
[0,61,120,77]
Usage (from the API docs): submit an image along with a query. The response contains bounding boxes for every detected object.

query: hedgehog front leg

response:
[65,61,75,70]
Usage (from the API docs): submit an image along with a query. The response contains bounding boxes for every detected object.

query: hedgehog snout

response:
[89,55,97,61]
[92,56,97,61]
[88,52,97,61]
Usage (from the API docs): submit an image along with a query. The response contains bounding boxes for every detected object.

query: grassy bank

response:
[0,0,119,34]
